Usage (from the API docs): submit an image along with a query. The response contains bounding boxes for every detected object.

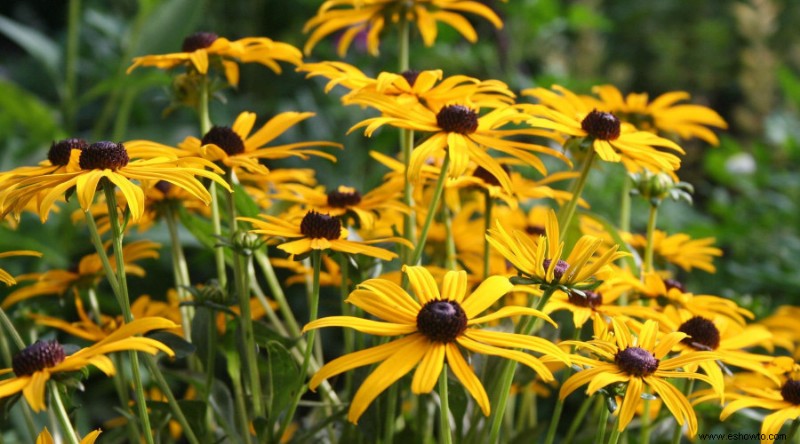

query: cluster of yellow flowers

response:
[0,2,795,444]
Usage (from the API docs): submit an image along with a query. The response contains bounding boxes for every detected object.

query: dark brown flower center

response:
[615,346,659,377]
[781,379,800,405]
[542,259,570,281]
[567,290,603,309]
[327,187,362,208]
[664,278,686,293]
[155,180,173,195]
[48,138,87,166]
[182,32,219,52]
[436,105,479,134]
[581,110,621,141]
[202,126,245,156]
[416,300,468,343]
[401,70,420,87]
[525,225,546,236]
[299,211,341,240]
[678,316,720,351]
[79,141,129,170]
[12,340,66,376]
[472,164,508,187]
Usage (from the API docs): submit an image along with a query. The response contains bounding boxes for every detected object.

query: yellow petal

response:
[446,343,490,416]
[403,265,441,304]
[460,275,513,318]
[411,342,445,394]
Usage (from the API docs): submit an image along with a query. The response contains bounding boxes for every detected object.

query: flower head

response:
[304,265,569,423]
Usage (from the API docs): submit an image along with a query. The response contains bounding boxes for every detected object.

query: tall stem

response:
[594,396,610,444]
[483,190,493,280]
[164,204,193,339]
[643,204,659,274]
[557,150,596,232]
[618,172,632,233]
[671,379,695,444]
[278,250,323,440]
[0,308,25,350]
[488,287,557,443]
[398,18,416,267]
[63,0,80,132]
[564,394,596,443]
[50,382,80,444]
[102,184,154,444]
[439,364,453,444]
[606,415,621,444]
[411,154,451,265]
[143,355,201,444]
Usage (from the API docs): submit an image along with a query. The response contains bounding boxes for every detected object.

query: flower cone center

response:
[542,258,570,281]
[300,211,341,240]
[615,346,659,377]
[664,278,686,293]
[12,340,66,376]
[678,316,721,351]
[567,290,603,309]
[48,138,87,166]
[781,379,800,405]
[473,165,508,187]
[79,141,129,170]
[581,110,621,141]
[182,32,219,52]
[401,69,420,87]
[436,105,479,134]
[327,186,362,208]
[416,300,468,343]
[202,126,246,156]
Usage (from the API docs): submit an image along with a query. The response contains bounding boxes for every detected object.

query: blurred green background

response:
[1,0,800,312]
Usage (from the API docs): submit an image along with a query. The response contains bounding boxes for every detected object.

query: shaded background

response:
[1,0,799,314]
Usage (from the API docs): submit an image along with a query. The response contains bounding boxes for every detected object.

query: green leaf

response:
[0,15,61,79]
[234,182,261,219]
[190,307,214,370]
[266,341,299,417]
[133,0,207,56]
[252,321,297,349]
[176,400,209,440]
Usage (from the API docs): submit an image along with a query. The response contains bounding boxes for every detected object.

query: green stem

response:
[277,250,323,441]
[643,204,659,274]
[398,18,410,72]
[787,418,800,443]
[0,329,37,442]
[143,355,201,444]
[63,0,80,132]
[197,75,212,135]
[50,382,80,444]
[488,287,557,443]
[83,210,122,305]
[564,394,596,443]
[0,307,25,350]
[439,364,453,444]
[398,18,415,267]
[671,379,695,444]
[483,190,493,280]
[543,327,583,444]
[164,204,193,339]
[594,396,610,444]
[640,387,652,444]
[557,149,596,232]
[230,365,253,444]
[210,184,228,289]
[443,205,456,269]
[225,170,263,418]
[606,415,621,444]
[111,354,143,443]
[102,184,154,444]
[411,153,451,265]
[340,254,355,397]
[86,287,103,324]
[619,172,632,234]
[384,384,398,444]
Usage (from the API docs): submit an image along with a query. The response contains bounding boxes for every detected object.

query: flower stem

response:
[443,205,457,269]
[143,355,201,444]
[543,327,583,444]
[101,184,155,444]
[563,394,597,443]
[671,379,695,444]
[606,418,622,444]
[483,190,493,280]
[50,381,80,444]
[411,153,451,266]
[643,204,659,274]
[0,307,25,350]
[640,386,653,444]
[439,364,453,444]
[210,184,228,289]
[278,250,323,440]
[619,172,632,233]
[488,287,557,443]
[557,149,596,232]
[164,203,193,339]
[787,418,800,443]
[594,396,610,444]
[397,18,416,267]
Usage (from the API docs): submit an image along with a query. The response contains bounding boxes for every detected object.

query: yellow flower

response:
[240,209,401,261]
[0,250,42,286]
[350,97,567,191]
[37,427,101,444]
[486,208,626,290]
[303,0,504,56]
[3,240,160,308]
[523,85,686,174]
[304,265,569,423]
[0,317,177,411]
[127,111,340,176]
[628,230,723,273]
[561,318,718,436]
[591,84,727,145]
[720,377,800,444]
[127,32,302,86]
[0,141,230,222]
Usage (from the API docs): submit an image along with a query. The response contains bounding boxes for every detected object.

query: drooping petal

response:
[445,342,490,415]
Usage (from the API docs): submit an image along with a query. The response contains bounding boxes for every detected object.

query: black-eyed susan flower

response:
[0,250,42,286]
[127,32,302,86]
[561,318,718,437]
[240,210,400,261]
[3,240,160,308]
[0,317,177,411]
[591,85,727,145]
[304,265,570,423]
[350,97,567,191]
[523,85,686,174]
[720,376,800,444]
[486,208,626,291]
[303,0,504,56]
[1,141,231,222]
[628,230,723,273]
[127,111,340,176]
